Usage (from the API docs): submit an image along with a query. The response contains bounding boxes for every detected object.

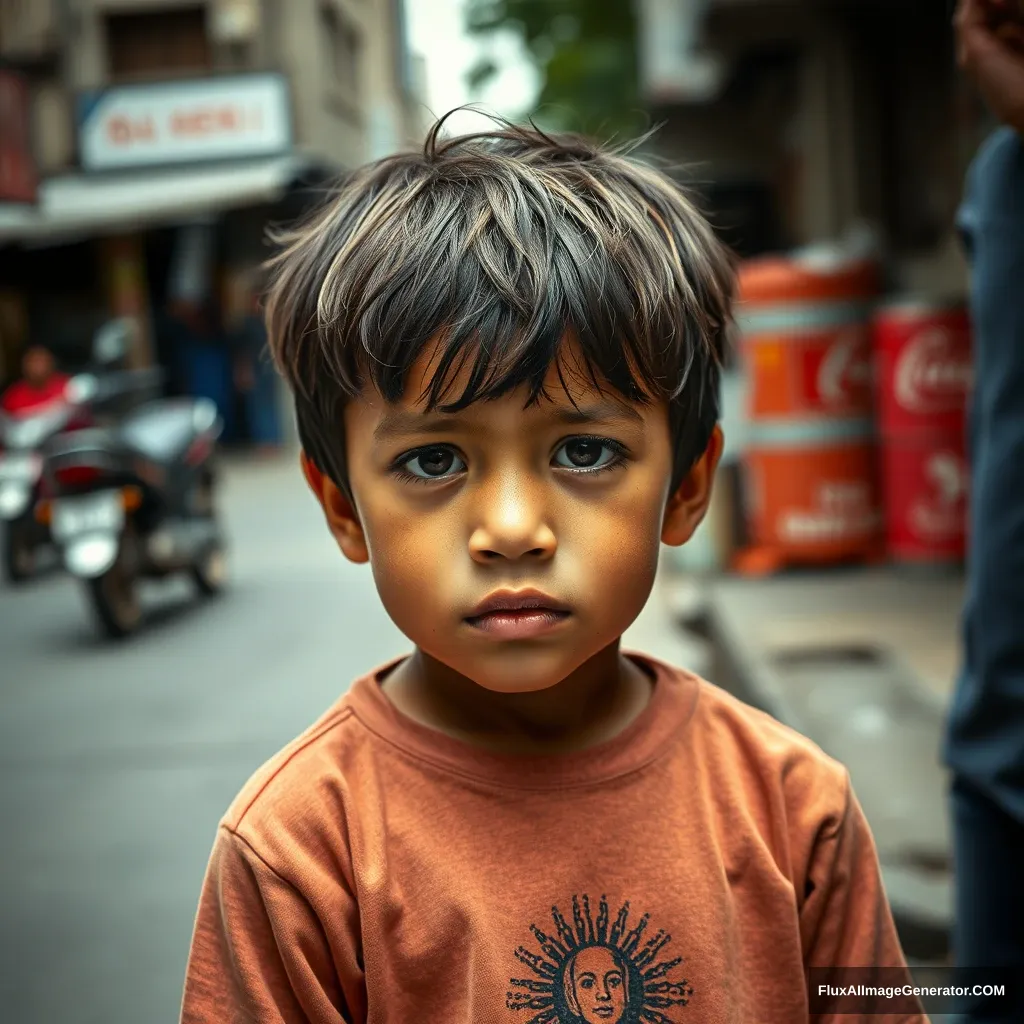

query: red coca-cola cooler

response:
[874,299,973,566]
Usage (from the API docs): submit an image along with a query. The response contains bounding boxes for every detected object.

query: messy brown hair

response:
[264,112,735,504]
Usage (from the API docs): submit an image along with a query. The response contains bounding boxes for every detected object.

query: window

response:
[106,7,212,82]
[319,3,359,96]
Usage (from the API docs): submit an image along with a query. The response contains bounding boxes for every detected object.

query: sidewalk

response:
[694,568,963,708]
[648,562,964,962]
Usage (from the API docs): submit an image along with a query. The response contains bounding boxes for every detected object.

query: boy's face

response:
[305,337,721,695]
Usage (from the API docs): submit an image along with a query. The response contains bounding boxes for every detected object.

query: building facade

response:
[0,0,428,439]
[1,0,427,183]
[636,0,982,295]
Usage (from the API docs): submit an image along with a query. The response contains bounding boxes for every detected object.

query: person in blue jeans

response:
[944,2,1024,1020]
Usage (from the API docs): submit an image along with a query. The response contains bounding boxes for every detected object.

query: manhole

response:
[772,644,884,669]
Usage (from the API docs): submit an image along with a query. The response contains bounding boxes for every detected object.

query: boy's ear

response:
[661,426,724,547]
[300,451,370,564]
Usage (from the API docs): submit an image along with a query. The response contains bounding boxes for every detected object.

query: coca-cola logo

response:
[894,327,972,414]
[818,327,871,406]
[907,451,968,543]
[926,451,968,507]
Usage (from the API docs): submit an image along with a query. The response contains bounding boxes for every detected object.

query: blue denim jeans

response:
[949,777,1024,1022]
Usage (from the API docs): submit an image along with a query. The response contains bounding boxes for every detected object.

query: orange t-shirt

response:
[181,652,926,1024]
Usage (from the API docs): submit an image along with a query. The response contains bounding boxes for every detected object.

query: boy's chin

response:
[436,646,595,696]
[470,675,567,696]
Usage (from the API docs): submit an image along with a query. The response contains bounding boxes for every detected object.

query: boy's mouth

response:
[464,589,572,639]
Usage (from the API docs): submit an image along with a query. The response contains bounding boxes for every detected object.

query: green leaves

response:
[464,0,647,139]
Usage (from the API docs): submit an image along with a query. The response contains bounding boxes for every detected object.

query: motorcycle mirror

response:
[93,319,132,367]
[66,373,99,405]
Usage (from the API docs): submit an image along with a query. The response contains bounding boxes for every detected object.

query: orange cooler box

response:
[738,255,879,421]
[743,418,882,563]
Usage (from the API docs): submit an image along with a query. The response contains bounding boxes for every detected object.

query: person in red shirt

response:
[1,345,70,415]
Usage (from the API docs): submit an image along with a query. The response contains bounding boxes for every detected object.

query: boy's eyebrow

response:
[373,401,644,442]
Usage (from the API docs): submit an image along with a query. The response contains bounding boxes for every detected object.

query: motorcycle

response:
[0,320,155,584]
[38,377,228,638]
[0,398,75,582]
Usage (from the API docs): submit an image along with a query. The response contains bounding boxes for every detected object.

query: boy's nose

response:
[467,474,557,562]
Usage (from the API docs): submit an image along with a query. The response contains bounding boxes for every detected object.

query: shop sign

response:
[77,73,292,172]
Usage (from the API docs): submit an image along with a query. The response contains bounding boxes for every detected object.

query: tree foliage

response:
[465,0,645,140]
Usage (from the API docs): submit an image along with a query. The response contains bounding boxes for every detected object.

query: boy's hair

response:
[264,113,735,504]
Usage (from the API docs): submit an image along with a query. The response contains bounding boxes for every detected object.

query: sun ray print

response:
[507,895,694,1024]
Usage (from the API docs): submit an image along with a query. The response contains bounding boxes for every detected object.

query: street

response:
[0,450,961,1022]
[0,454,409,1024]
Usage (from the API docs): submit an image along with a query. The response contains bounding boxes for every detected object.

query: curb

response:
[670,578,953,963]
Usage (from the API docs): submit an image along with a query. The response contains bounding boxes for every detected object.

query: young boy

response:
[181,117,925,1024]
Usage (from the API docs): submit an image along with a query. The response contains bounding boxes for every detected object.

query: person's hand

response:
[956,0,1024,132]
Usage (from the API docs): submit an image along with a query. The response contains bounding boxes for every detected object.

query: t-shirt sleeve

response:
[181,826,359,1024]
[799,774,928,1023]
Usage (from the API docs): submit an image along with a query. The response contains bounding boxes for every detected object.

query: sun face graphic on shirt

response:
[506,895,693,1024]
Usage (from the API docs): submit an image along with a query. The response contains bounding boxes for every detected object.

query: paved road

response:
[0,455,409,1024]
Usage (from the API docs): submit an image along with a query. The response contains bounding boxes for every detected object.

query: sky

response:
[404,0,540,134]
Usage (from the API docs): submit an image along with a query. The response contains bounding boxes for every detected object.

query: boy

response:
[181,117,924,1023]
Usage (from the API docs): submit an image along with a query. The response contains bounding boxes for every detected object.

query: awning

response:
[0,153,325,245]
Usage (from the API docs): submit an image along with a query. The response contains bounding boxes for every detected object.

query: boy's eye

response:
[398,446,466,480]
[553,438,624,472]
[392,436,628,483]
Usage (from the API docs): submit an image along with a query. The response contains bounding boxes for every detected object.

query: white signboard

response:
[77,73,291,172]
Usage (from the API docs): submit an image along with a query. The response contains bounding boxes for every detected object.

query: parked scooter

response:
[0,320,159,583]
[37,327,228,638]
[0,397,76,582]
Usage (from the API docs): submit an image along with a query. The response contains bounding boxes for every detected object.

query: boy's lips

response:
[465,588,571,619]
[464,589,572,639]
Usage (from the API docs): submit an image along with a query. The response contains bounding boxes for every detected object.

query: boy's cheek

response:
[365,502,662,632]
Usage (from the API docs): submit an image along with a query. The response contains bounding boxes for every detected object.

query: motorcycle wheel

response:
[190,472,226,597]
[3,519,36,584]
[191,541,227,597]
[87,531,142,639]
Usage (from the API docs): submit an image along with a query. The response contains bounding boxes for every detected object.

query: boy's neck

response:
[380,643,654,756]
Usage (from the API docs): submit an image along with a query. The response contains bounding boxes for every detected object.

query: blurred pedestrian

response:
[165,298,236,440]
[944,1,1024,1019]
[0,344,70,414]
[228,271,283,455]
